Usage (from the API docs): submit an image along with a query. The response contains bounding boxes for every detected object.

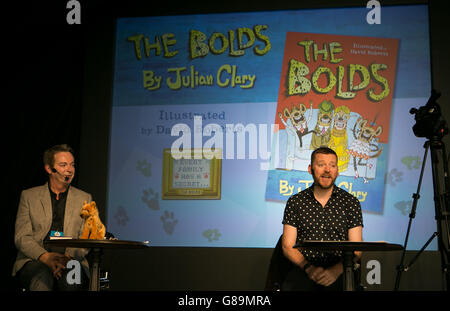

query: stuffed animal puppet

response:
[80,201,106,240]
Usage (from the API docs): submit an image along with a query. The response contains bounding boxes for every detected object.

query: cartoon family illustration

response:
[278,100,383,182]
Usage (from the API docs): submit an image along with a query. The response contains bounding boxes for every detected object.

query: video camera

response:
[410,89,448,139]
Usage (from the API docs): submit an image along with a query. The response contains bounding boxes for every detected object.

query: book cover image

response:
[266,32,399,214]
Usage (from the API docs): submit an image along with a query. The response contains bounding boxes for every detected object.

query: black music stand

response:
[45,239,149,291]
[294,241,403,291]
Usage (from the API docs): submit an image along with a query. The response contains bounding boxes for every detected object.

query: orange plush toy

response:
[80,201,106,239]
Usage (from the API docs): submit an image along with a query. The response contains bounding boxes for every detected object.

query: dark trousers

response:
[16,260,88,291]
[281,267,343,291]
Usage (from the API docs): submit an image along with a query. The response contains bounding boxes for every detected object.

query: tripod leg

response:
[394,141,430,291]
[429,138,450,290]
[403,232,438,272]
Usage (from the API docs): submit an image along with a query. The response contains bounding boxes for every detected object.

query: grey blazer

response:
[12,183,92,277]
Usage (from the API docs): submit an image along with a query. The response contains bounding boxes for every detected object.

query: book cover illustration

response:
[265,32,399,214]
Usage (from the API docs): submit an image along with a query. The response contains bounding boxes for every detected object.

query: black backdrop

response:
[3,0,450,291]
[3,2,85,289]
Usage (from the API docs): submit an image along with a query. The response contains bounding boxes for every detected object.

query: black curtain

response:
[2,4,86,289]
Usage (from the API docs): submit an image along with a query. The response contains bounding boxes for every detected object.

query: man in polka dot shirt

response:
[281,147,363,291]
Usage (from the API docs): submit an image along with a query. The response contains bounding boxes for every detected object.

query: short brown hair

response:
[43,144,74,167]
[311,147,337,165]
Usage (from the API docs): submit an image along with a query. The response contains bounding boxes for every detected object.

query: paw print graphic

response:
[161,210,178,235]
[114,206,129,226]
[202,229,221,242]
[401,156,421,170]
[387,168,403,186]
[137,160,152,177]
[394,200,412,216]
[142,187,160,210]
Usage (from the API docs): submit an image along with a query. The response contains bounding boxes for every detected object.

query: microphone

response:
[51,167,70,182]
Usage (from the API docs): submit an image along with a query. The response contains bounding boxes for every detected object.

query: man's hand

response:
[38,252,71,279]
[305,265,324,283]
[305,263,343,287]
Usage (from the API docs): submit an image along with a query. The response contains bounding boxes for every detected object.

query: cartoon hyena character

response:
[329,105,350,172]
[278,102,314,169]
[278,101,314,148]
[348,117,383,180]
[310,100,334,150]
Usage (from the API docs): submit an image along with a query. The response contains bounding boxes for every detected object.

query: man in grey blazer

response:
[13,144,91,290]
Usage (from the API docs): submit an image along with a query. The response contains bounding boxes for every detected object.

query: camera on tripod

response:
[410,89,448,139]
[395,89,450,291]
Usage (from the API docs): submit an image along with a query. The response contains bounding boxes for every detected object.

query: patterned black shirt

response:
[282,184,363,267]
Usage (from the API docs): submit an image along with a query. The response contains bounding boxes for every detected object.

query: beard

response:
[312,173,336,190]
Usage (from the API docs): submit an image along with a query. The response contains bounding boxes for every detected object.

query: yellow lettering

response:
[329,42,343,63]
[190,30,209,59]
[338,181,367,202]
[142,70,162,90]
[349,64,370,91]
[143,36,162,57]
[237,27,255,50]
[161,33,178,58]
[336,65,356,99]
[209,32,229,55]
[368,63,390,101]
[338,181,349,190]
[279,180,294,196]
[288,59,311,95]
[229,30,244,56]
[313,43,328,62]
[253,25,271,56]
[298,40,314,63]
[358,192,368,202]
[166,67,186,90]
[312,66,336,94]
[127,34,144,60]
[298,180,313,189]
[217,64,231,87]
